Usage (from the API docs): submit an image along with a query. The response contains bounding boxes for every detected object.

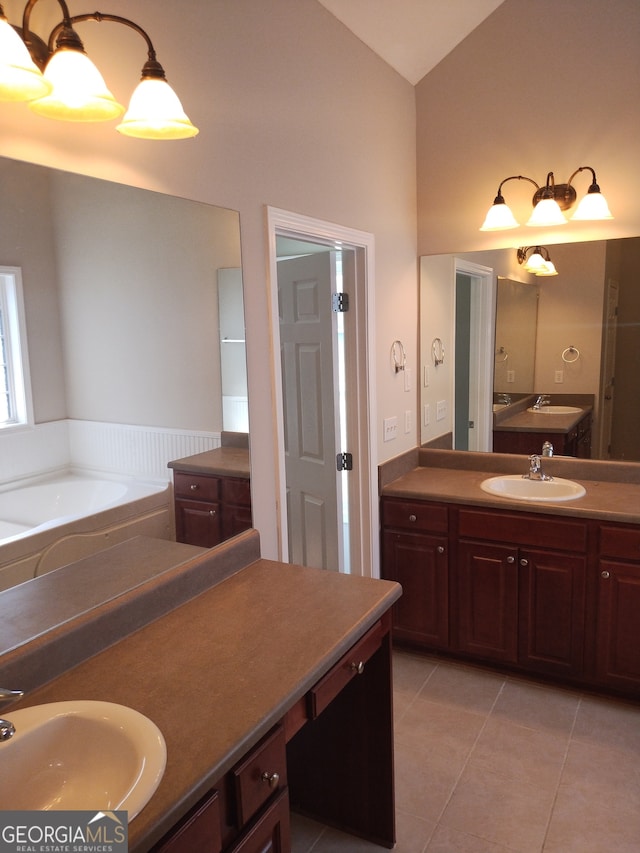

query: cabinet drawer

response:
[174,472,220,502]
[600,525,640,561]
[382,498,448,533]
[309,620,382,718]
[458,508,586,552]
[232,725,287,828]
[152,789,222,853]
[221,477,251,507]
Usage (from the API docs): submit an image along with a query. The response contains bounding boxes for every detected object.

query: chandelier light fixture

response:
[0,0,198,139]
[480,166,613,231]
[517,246,558,277]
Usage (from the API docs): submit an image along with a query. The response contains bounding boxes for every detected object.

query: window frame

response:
[0,266,34,431]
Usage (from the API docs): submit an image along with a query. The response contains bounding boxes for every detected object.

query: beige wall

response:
[0,0,417,559]
[416,0,640,255]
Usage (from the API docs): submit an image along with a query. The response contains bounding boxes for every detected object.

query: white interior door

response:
[278,252,343,571]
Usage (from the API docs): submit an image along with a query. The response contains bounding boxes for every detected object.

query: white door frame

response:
[266,206,377,577]
[453,259,496,452]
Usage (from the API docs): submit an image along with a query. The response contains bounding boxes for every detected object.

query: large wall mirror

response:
[0,156,248,481]
[420,236,640,462]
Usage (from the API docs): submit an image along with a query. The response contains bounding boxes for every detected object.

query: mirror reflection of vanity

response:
[420,236,640,462]
[0,155,250,539]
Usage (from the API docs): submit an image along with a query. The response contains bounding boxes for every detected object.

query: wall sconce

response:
[517,246,558,277]
[0,0,198,139]
[480,166,613,231]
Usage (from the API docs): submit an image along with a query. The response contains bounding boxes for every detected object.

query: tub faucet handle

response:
[0,688,23,708]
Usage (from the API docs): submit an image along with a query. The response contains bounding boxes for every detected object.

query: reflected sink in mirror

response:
[481,475,586,502]
[527,405,583,415]
[0,701,166,820]
[492,403,508,412]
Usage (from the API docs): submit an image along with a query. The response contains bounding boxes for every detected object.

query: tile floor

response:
[291,650,640,853]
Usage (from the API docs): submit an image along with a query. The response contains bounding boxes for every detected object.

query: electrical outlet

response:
[404,410,412,433]
[507,370,515,383]
[404,367,412,392]
[383,416,398,442]
[436,400,446,421]
[555,370,564,383]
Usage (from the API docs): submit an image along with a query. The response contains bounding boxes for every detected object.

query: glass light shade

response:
[571,191,613,221]
[536,260,558,276]
[480,202,519,231]
[523,251,546,272]
[525,197,567,227]
[117,77,199,140]
[29,48,124,121]
[0,17,52,101]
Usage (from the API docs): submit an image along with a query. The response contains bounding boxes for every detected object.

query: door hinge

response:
[332,292,349,312]
[336,452,353,471]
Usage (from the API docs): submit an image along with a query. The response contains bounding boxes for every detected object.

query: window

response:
[0,267,33,429]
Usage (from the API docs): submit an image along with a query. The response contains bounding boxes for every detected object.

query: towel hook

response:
[495,346,508,363]
[391,340,406,373]
[432,337,445,366]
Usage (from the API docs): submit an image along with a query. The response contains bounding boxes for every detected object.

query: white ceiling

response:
[316,0,506,84]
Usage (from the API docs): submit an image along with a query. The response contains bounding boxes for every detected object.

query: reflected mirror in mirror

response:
[0,155,248,483]
[420,237,640,462]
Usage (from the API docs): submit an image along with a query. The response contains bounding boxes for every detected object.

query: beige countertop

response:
[6,551,400,852]
[494,406,591,434]
[382,461,640,524]
[168,447,250,479]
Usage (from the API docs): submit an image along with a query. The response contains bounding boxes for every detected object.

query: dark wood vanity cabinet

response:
[493,411,592,458]
[593,524,640,693]
[381,499,449,649]
[173,471,251,548]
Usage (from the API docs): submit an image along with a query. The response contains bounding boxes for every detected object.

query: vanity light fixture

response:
[480,166,613,231]
[517,246,558,277]
[0,0,198,139]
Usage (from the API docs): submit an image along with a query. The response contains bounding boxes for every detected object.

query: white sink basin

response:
[481,475,586,502]
[0,700,166,820]
[527,405,582,414]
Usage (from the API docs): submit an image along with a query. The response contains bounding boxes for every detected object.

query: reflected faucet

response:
[0,687,24,742]
[497,393,512,405]
[533,395,551,409]
[523,454,553,481]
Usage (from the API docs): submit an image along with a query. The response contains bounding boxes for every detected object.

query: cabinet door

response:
[595,559,640,692]
[382,530,448,649]
[457,540,518,663]
[152,790,222,853]
[228,789,290,853]
[518,548,586,677]
[175,499,222,547]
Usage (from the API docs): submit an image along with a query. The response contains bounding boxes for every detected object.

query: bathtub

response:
[0,473,172,591]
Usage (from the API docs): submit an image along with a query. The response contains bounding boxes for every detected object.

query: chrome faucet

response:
[542,440,554,457]
[533,394,551,410]
[524,454,553,481]
[0,687,24,741]
[497,393,512,405]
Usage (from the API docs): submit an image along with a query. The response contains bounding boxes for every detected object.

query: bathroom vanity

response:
[492,394,593,457]
[168,445,251,547]
[381,449,640,699]
[0,531,400,853]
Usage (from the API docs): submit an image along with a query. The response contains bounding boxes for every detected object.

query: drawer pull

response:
[601,570,610,579]
[189,483,200,491]
[209,509,216,517]
[437,545,445,554]
[350,660,365,675]
[408,514,417,522]
[261,771,280,789]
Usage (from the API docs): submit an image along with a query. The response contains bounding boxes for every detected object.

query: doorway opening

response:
[266,208,377,577]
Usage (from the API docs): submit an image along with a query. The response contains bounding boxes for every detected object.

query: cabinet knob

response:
[209,509,216,517]
[189,483,200,491]
[601,570,610,579]
[350,660,365,675]
[408,514,417,522]
[506,556,515,564]
[519,558,529,567]
[437,545,445,554]
[261,771,280,789]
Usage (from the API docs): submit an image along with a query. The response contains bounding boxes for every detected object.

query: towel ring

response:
[562,346,580,363]
[391,340,406,373]
[432,337,445,366]
[495,346,508,363]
